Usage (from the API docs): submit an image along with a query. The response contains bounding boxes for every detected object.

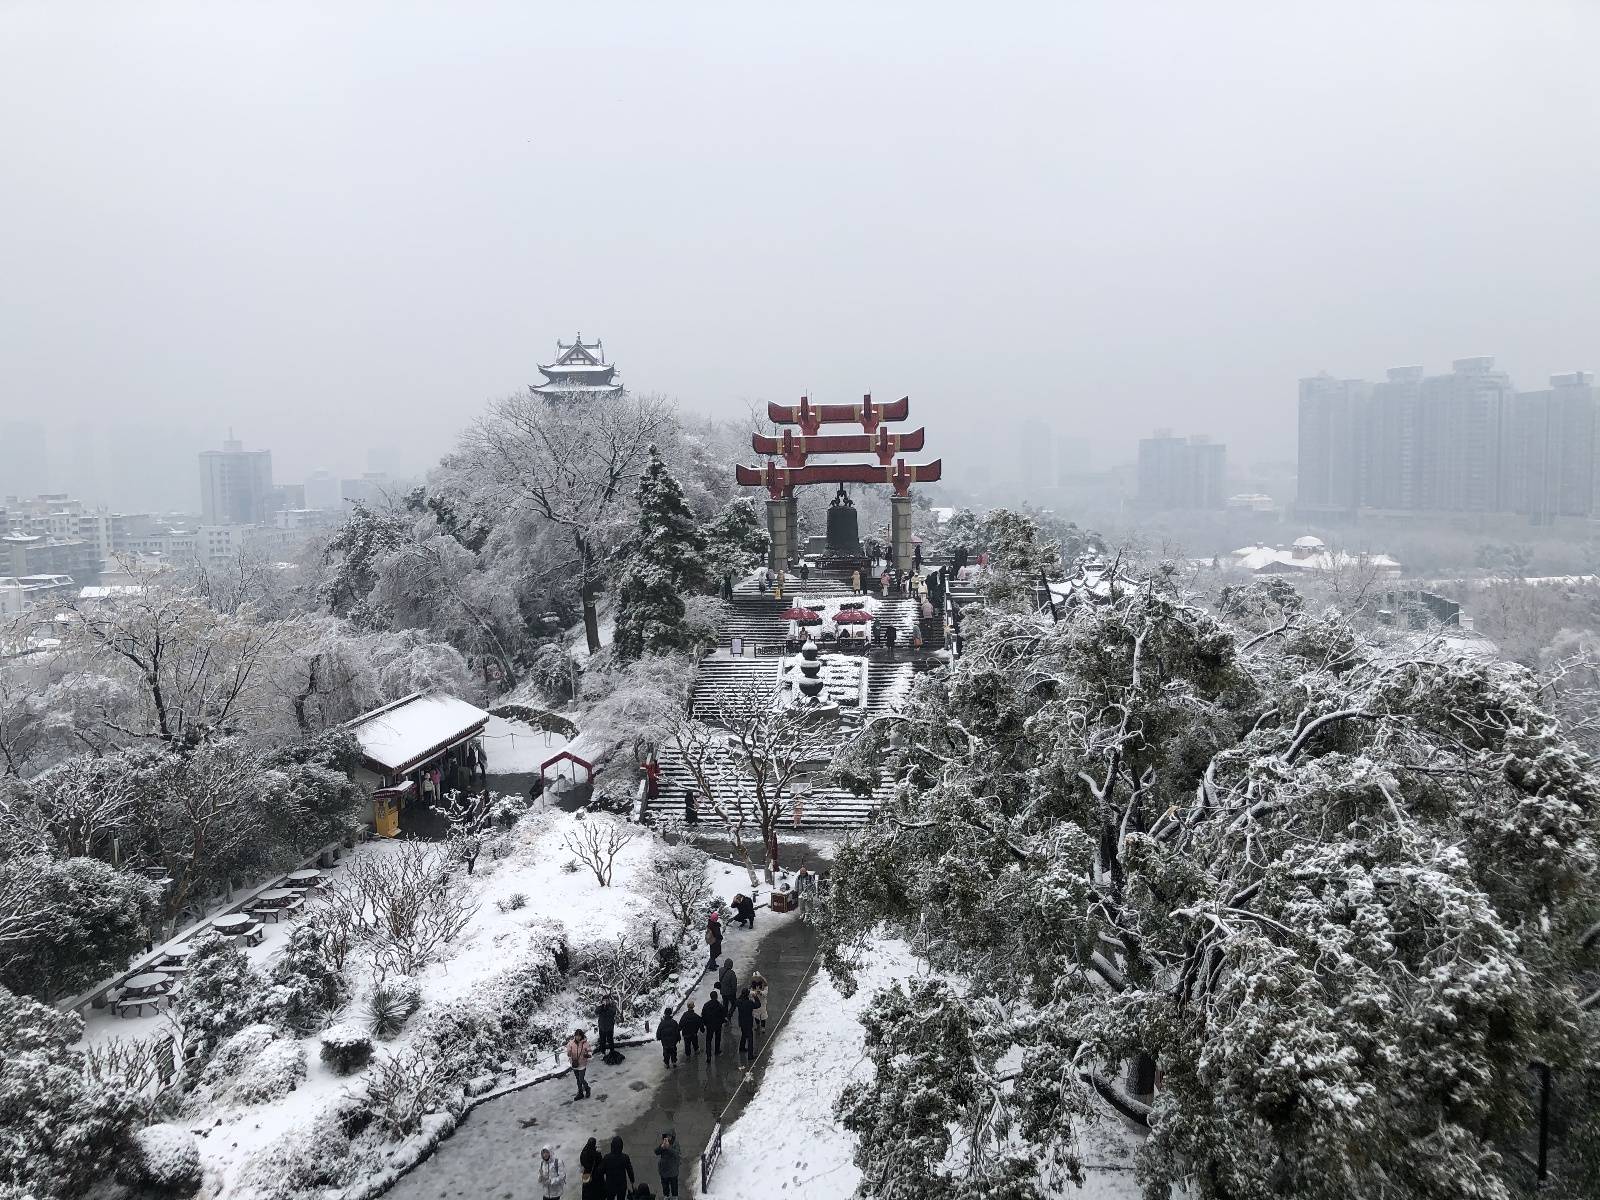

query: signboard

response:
[730,636,744,657]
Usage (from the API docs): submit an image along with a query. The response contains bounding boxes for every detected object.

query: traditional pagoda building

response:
[530,334,623,399]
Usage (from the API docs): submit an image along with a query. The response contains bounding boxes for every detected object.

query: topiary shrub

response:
[119,1123,203,1196]
[319,1023,374,1075]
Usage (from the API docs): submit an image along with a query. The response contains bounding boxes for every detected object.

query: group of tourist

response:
[545,906,773,1198]
[538,1133,678,1200]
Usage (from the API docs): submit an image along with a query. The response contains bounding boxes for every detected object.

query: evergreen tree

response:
[822,577,1600,1200]
[613,447,710,659]
[704,497,769,580]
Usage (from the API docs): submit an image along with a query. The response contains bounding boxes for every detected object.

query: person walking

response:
[850,567,861,594]
[679,999,703,1058]
[539,1145,567,1199]
[718,958,738,1013]
[601,1136,634,1200]
[595,994,618,1060]
[751,973,769,1033]
[578,1138,603,1200]
[565,1029,593,1100]
[705,910,723,970]
[655,1005,680,1067]
[654,1131,682,1198]
[700,991,725,1059]
[735,985,757,1060]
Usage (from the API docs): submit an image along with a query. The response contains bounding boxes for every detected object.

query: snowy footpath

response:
[710,939,1145,1199]
[384,908,811,1200]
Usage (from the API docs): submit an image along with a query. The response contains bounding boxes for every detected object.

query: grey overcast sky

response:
[3,0,1599,489]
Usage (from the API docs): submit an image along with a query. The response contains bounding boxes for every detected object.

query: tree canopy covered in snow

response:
[823,577,1600,1199]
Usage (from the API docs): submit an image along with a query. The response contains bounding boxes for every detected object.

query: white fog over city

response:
[2,5,1598,1200]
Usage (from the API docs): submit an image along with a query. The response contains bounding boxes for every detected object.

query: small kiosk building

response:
[345,692,490,836]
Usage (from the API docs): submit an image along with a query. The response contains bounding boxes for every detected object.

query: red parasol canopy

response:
[781,607,823,625]
[833,608,873,624]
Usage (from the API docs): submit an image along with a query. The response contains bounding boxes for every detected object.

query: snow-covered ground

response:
[77,810,753,1199]
[480,713,571,775]
[713,939,1144,1199]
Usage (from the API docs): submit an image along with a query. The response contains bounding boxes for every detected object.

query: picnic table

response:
[285,869,324,889]
[251,888,304,922]
[213,913,265,945]
[115,971,173,1018]
[158,944,195,969]
[123,971,171,997]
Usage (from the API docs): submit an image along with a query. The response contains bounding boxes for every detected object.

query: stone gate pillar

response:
[766,498,791,571]
[891,493,913,575]
[786,495,799,564]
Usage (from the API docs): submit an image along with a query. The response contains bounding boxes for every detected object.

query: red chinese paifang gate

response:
[736,394,942,574]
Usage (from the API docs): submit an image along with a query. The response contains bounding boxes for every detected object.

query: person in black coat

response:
[735,985,758,1060]
[602,1136,634,1200]
[699,992,725,1059]
[732,893,756,929]
[678,999,703,1058]
[718,959,738,1014]
[655,1005,680,1067]
[595,994,618,1058]
[579,1137,603,1199]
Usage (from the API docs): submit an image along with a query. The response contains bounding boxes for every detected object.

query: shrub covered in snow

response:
[495,890,528,913]
[358,1044,464,1139]
[0,986,141,1199]
[175,932,263,1083]
[194,1023,305,1106]
[233,1096,379,1200]
[319,1022,374,1074]
[364,977,421,1038]
[120,1123,203,1196]
[264,916,349,1034]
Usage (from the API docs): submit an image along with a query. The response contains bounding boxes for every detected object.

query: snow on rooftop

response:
[346,692,490,773]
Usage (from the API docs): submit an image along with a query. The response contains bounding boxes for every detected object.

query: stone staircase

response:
[688,656,780,719]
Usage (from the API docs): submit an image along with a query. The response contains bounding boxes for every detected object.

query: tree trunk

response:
[763,825,780,884]
[576,530,602,653]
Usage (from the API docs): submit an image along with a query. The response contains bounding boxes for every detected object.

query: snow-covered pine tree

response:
[821,579,1600,1200]
[613,446,710,659]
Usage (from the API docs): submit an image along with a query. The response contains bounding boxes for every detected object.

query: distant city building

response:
[304,469,342,512]
[1222,535,1402,577]
[1056,435,1091,482]
[1297,373,1370,515]
[270,483,306,513]
[1136,430,1226,509]
[199,436,273,525]
[1226,493,1279,513]
[530,334,623,399]
[1514,371,1597,524]
[0,422,50,500]
[340,473,394,508]
[0,574,75,615]
[1298,358,1595,521]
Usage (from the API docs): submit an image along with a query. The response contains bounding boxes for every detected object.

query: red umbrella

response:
[781,606,823,625]
[833,609,873,624]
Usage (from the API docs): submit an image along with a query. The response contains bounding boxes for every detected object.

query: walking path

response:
[384,914,821,1200]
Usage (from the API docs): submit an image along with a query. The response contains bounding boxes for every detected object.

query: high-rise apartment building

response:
[1298,357,1595,521]
[1416,357,1517,513]
[1514,371,1598,524]
[198,437,273,525]
[1136,431,1227,509]
[1297,374,1370,515]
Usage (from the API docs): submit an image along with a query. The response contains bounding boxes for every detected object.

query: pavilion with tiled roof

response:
[530,334,623,398]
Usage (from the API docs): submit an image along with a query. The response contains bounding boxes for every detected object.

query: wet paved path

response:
[385,912,820,1200]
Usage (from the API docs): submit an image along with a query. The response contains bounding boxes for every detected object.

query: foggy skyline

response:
[4,2,1600,488]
